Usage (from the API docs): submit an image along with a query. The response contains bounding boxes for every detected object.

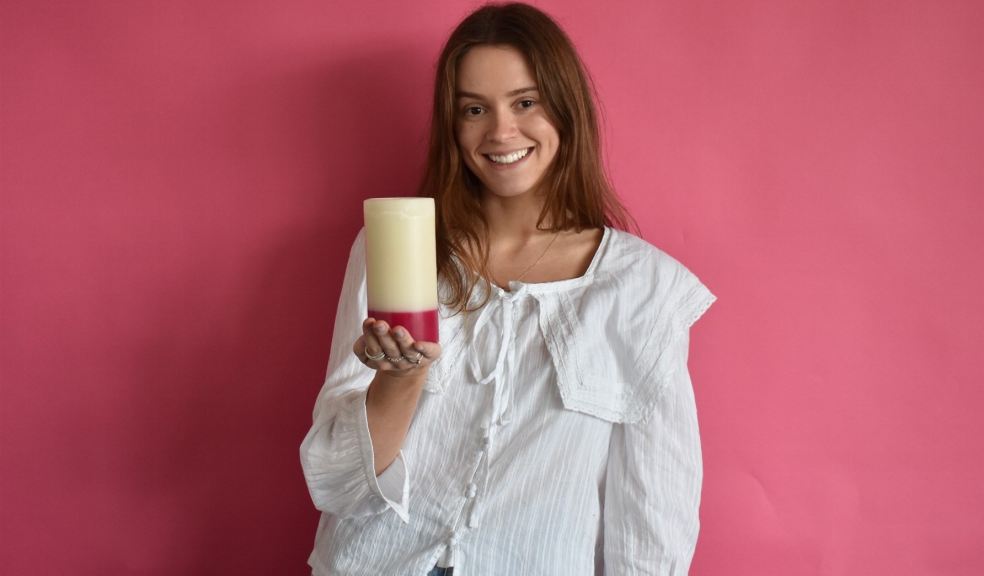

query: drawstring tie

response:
[468,283,527,386]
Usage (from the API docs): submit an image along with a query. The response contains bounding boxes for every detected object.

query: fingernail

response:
[394,329,405,338]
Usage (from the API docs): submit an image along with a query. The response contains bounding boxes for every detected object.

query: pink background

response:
[2,1,982,574]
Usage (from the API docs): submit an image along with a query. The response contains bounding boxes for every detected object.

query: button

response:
[467,508,480,528]
[481,436,491,448]
[466,483,477,498]
[498,410,511,425]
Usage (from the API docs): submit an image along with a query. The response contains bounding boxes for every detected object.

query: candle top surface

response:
[364,197,434,219]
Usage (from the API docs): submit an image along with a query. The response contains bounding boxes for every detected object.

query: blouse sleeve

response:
[299,227,411,523]
[603,261,716,574]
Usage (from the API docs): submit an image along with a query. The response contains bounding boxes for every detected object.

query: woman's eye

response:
[518,99,536,109]
[463,106,484,116]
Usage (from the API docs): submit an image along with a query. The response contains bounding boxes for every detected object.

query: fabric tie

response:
[468,282,529,386]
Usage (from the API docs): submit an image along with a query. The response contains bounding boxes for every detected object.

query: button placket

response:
[467,503,482,528]
[445,532,460,567]
[443,431,489,568]
[460,285,535,536]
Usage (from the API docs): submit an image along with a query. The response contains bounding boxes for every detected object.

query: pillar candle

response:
[363,198,439,343]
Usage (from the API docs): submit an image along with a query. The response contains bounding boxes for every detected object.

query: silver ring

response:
[365,346,386,361]
[384,354,404,363]
[403,351,423,365]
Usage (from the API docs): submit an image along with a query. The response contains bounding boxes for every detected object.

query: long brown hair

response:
[418,2,637,314]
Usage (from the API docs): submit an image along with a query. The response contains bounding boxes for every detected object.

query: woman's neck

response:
[480,191,554,242]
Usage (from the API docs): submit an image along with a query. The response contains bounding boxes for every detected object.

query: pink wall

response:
[2,0,982,574]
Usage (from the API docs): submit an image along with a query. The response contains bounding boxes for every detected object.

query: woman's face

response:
[455,45,560,200]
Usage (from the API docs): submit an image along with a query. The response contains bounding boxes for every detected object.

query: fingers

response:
[359,318,385,362]
[372,321,403,363]
[355,319,441,371]
[392,326,425,366]
[410,340,441,362]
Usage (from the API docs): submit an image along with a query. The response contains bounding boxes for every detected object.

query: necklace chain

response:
[505,231,561,284]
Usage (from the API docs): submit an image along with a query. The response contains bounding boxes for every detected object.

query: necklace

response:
[504,231,561,284]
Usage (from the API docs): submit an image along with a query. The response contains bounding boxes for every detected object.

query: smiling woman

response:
[300,3,717,575]
[454,45,559,201]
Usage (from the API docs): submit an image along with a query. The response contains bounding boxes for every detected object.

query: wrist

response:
[370,368,429,394]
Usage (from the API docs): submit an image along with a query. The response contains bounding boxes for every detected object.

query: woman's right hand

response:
[352,318,442,378]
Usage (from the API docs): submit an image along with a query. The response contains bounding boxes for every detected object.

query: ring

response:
[403,351,423,365]
[365,347,386,361]
[384,354,404,363]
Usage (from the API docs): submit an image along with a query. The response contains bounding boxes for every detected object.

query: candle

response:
[363,198,440,343]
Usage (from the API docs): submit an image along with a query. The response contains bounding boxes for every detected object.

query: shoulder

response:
[550,228,716,421]
[596,227,716,331]
[600,227,704,293]
[601,227,676,274]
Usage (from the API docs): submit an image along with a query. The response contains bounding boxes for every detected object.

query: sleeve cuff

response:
[300,388,410,522]
[375,450,410,516]
[356,389,411,523]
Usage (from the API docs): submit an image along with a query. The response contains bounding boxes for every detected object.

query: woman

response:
[300,3,716,575]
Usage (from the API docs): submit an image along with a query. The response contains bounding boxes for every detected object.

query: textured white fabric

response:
[300,225,716,576]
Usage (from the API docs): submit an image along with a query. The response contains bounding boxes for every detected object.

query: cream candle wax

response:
[363,198,439,343]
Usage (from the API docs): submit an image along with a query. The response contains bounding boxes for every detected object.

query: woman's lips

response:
[483,146,533,169]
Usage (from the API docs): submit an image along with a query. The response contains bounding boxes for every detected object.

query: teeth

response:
[487,148,531,164]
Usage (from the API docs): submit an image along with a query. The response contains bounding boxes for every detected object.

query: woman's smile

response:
[484,146,534,167]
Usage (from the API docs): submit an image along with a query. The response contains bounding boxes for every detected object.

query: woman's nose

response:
[486,111,518,142]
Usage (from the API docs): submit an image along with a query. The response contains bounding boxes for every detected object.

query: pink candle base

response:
[368,308,440,343]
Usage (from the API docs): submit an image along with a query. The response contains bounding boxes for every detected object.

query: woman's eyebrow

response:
[456,86,539,99]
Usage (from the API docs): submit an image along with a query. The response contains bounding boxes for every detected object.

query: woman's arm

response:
[299,228,431,524]
[603,330,704,575]
[604,251,716,574]
[365,366,428,475]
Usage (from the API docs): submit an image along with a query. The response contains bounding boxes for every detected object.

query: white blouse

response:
[300,225,716,576]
